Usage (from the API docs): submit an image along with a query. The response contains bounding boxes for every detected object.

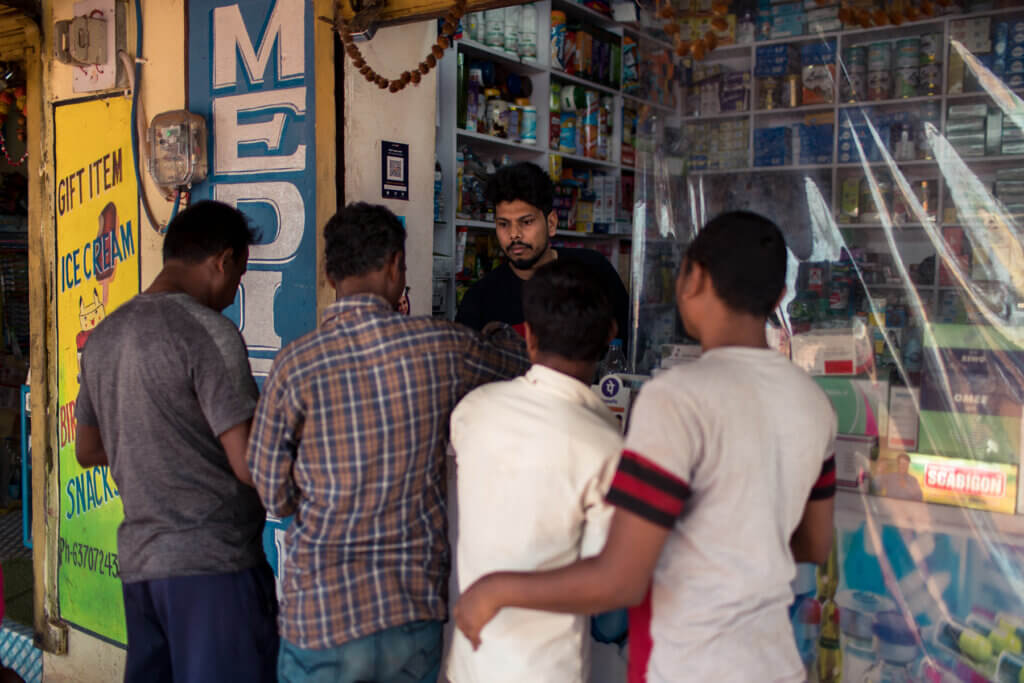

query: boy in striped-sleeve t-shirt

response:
[455,211,838,683]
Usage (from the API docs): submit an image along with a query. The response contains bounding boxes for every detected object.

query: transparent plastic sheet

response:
[629,12,1024,683]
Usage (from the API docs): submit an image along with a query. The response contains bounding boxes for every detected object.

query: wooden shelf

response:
[456,219,494,229]
[555,230,627,239]
[550,69,619,95]
[553,150,619,169]
[456,129,545,153]
[457,39,546,73]
[551,0,620,32]
[621,25,673,52]
[838,94,942,110]
[683,109,750,122]
[622,92,677,115]
[755,103,837,116]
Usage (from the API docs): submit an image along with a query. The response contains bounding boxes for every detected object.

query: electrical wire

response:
[126,0,169,235]
[169,189,181,224]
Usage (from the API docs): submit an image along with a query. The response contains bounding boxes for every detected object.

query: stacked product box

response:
[947,103,988,157]
[918,324,1024,473]
[755,43,800,109]
[993,20,1024,90]
[805,2,841,35]
[708,119,749,169]
[801,41,837,105]
[995,168,1024,221]
[794,122,834,164]
[948,16,993,95]
[760,0,805,40]
[686,62,750,117]
[754,126,792,166]
[686,119,749,170]
[838,118,888,163]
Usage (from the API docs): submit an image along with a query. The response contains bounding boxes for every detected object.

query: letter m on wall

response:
[188,0,318,383]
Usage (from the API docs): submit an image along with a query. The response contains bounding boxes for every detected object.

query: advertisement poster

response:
[55,96,139,645]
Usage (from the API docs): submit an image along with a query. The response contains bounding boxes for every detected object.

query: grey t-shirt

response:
[75,292,265,583]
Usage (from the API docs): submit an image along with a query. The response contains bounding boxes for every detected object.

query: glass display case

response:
[626,5,1024,680]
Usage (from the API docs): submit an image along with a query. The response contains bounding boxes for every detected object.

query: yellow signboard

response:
[55,96,140,645]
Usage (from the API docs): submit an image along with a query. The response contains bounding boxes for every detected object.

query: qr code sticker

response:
[387,157,404,181]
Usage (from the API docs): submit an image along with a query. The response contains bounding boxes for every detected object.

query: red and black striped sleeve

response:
[606,450,691,529]
[810,455,837,500]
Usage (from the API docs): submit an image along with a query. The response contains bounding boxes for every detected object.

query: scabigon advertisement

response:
[55,96,139,645]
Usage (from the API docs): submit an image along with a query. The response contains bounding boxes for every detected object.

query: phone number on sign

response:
[58,538,119,578]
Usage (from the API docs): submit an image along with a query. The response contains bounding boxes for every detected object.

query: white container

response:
[504,5,521,54]
[520,4,538,58]
[484,9,504,48]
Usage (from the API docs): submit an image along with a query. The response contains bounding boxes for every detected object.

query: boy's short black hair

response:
[162,200,258,264]
[485,162,554,216]
[522,260,613,363]
[685,211,787,318]
[323,202,406,281]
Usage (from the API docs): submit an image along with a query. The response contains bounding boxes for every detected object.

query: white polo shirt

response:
[446,364,623,683]
[607,347,837,683]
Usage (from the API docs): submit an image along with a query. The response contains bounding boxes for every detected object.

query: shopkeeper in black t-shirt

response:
[456,162,629,348]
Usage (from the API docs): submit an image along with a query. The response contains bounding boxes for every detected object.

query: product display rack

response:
[679,4,1024,321]
[433,0,684,319]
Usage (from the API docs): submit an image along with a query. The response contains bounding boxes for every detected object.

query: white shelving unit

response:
[676,4,1024,317]
[432,0,684,319]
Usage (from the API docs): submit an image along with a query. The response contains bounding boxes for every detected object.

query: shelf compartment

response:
[458,39,546,73]
[550,69,619,96]
[550,0,621,32]
[456,129,545,153]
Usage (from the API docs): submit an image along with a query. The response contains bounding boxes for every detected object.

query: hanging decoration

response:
[328,0,467,93]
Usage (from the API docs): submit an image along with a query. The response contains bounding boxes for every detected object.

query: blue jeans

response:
[278,620,442,683]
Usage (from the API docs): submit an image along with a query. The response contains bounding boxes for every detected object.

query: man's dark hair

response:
[522,260,613,362]
[162,200,258,264]
[685,211,787,318]
[485,162,554,216]
[323,202,406,281]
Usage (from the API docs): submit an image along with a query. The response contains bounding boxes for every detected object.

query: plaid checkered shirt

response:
[247,294,529,649]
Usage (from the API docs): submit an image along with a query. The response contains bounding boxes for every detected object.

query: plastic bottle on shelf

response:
[520,4,538,59]
[504,4,520,55]
[484,8,504,48]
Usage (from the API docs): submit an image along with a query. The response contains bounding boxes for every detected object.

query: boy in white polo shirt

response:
[454,211,838,682]
[446,259,622,683]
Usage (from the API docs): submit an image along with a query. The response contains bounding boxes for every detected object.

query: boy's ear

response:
[215,248,234,274]
[388,250,404,283]
[546,210,558,237]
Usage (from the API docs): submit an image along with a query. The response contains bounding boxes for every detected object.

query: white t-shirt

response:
[446,364,623,683]
[608,347,836,683]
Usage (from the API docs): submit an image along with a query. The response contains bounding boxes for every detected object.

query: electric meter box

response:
[147,110,208,190]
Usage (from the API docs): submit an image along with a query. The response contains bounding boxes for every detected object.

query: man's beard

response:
[506,238,550,270]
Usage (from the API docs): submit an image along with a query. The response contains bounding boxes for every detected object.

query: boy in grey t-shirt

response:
[75,201,278,683]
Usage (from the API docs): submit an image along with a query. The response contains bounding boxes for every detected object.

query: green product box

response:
[918,409,1021,464]
[814,377,888,438]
